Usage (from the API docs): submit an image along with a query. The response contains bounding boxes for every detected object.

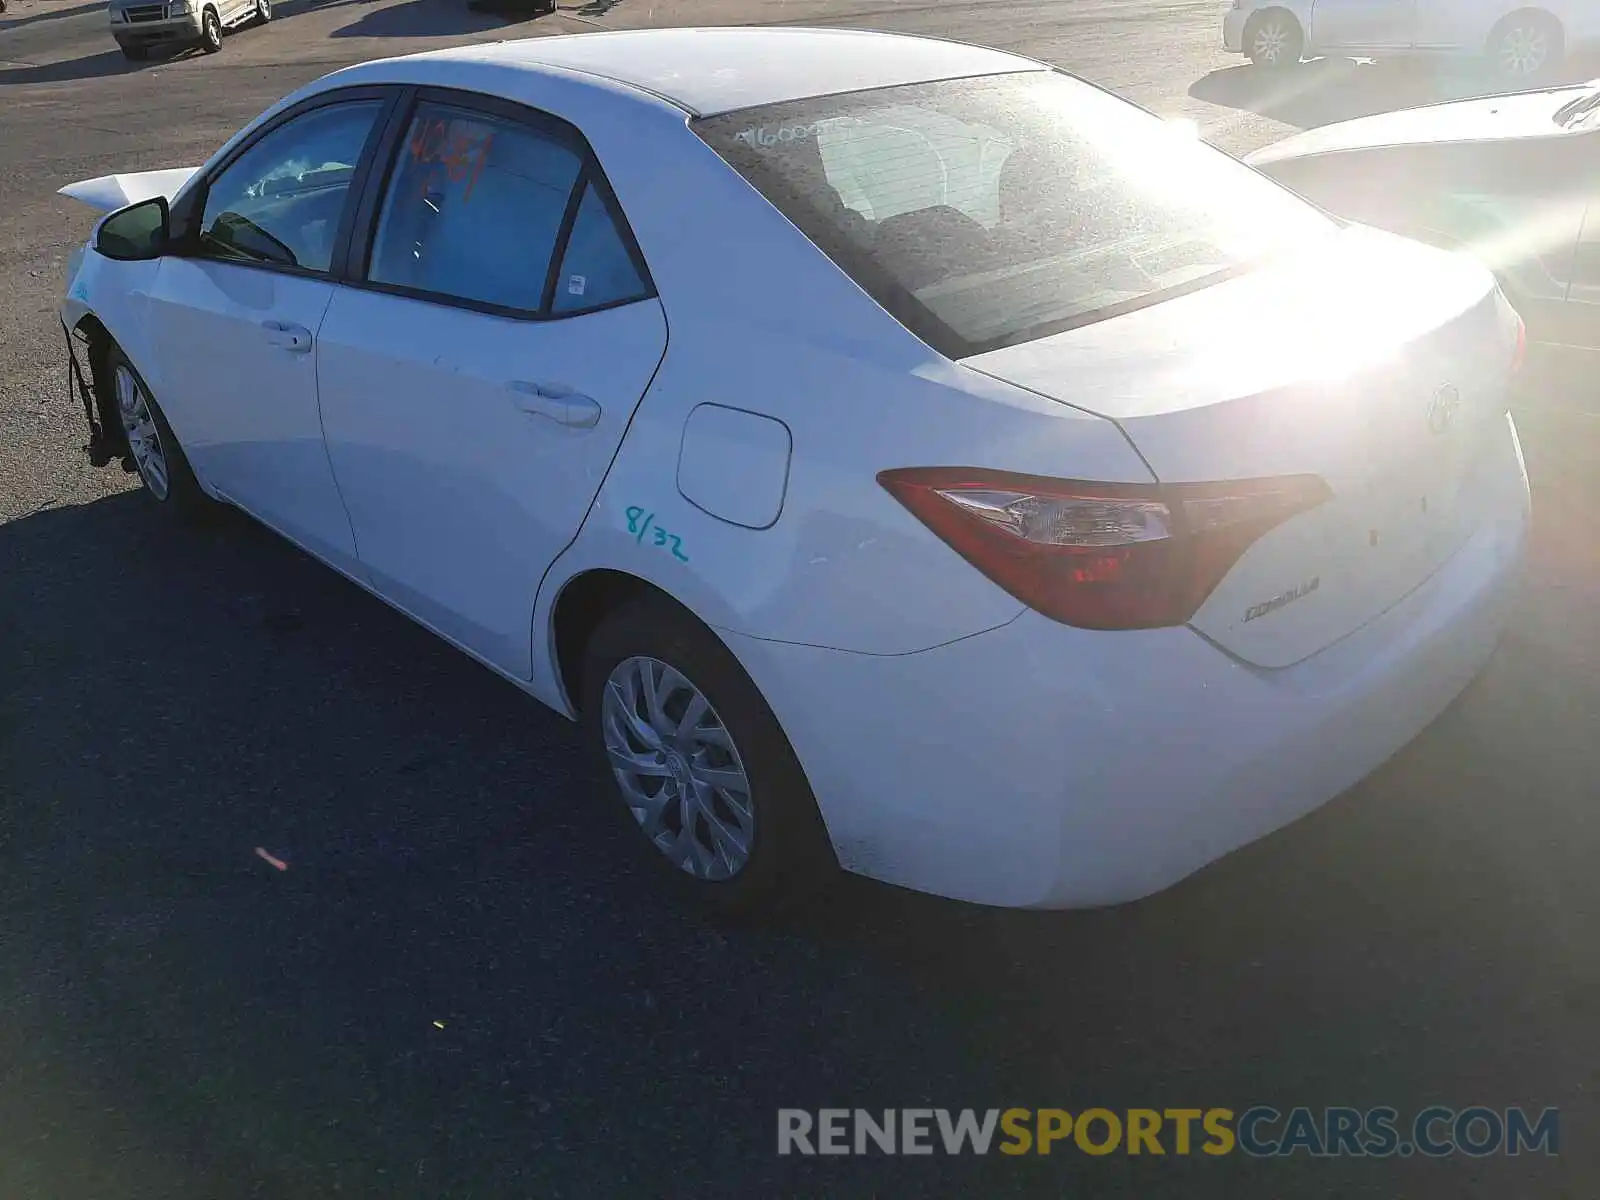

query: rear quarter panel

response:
[503,76,1160,703]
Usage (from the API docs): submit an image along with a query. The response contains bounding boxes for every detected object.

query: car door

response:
[316,90,667,678]
[148,89,395,574]
[1309,0,1416,49]
[1411,0,1494,48]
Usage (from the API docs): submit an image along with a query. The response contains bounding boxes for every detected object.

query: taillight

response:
[878,467,1331,630]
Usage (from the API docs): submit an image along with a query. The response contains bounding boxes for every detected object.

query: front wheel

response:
[199,7,222,51]
[254,0,271,23]
[117,40,148,60]
[106,348,209,515]
[1246,9,1304,68]
[580,595,836,918]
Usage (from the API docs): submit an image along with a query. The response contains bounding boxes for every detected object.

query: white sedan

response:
[59,28,1531,914]
[1224,0,1598,76]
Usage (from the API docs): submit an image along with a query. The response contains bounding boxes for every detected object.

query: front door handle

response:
[262,320,314,353]
[509,381,602,429]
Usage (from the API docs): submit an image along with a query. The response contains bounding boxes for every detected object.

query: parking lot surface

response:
[2,1,1597,1196]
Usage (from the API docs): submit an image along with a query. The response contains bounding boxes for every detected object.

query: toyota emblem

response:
[1427,384,1461,435]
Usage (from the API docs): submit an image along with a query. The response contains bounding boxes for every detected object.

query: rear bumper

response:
[728,414,1531,909]
[1223,8,1247,52]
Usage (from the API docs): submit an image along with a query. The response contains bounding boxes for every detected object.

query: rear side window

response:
[551,180,652,315]
[694,72,1335,357]
[368,103,581,314]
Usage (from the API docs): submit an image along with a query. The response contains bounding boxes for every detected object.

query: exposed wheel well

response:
[72,315,130,460]
[552,570,693,715]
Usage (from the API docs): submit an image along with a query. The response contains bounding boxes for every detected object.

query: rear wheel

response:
[254,0,271,22]
[1488,11,1562,80]
[580,594,835,918]
[1246,9,1304,68]
[107,347,209,515]
[200,7,222,51]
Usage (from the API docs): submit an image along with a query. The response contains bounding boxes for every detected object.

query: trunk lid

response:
[1244,83,1591,167]
[963,225,1519,668]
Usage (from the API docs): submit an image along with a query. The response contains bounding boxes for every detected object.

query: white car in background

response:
[58,29,1530,915]
[1225,0,1600,77]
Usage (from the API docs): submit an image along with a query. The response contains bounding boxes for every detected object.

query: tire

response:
[1488,10,1562,81]
[580,594,836,919]
[1245,9,1304,68]
[118,40,148,60]
[254,0,271,23]
[200,7,222,51]
[105,347,209,516]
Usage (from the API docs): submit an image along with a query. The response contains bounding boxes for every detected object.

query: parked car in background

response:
[1224,0,1599,78]
[109,0,270,60]
[1247,79,1600,347]
[58,30,1530,916]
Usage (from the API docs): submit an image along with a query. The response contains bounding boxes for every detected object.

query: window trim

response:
[171,85,403,282]
[344,86,657,324]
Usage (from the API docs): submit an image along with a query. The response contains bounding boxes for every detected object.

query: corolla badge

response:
[1427,384,1461,435]
[1242,576,1320,624]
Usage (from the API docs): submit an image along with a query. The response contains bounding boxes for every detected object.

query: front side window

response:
[198,100,382,273]
[367,103,583,314]
[694,72,1336,357]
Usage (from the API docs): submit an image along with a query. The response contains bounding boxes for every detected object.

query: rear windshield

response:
[693,71,1337,358]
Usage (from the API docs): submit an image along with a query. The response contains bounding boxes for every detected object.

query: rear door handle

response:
[262,320,314,353]
[509,381,602,429]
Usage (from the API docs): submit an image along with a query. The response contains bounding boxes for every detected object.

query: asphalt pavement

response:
[1,1,1597,1196]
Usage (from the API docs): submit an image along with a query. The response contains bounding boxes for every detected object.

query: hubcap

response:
[1498,25,1547,75]
[601,656,755,882]
[1254,20,1289,63]
[114,365,170,500]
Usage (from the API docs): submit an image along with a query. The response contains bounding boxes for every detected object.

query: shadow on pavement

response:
[0,0,105,30]
[330,0,533,38]
[0,47,148,85]
[0,392,1593,1194]
[1193,51,1600,131]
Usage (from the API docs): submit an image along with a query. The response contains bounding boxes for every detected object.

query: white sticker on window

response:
[567,274,587,297]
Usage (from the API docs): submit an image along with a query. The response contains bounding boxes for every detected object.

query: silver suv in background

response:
[109,0,270,60]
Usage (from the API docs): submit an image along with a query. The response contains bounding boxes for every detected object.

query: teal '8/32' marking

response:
[626,506,690,562]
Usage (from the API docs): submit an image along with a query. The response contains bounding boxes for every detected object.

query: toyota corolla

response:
[58,28,1532,914]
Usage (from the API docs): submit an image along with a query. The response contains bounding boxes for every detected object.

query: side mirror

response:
[95,196,170,261]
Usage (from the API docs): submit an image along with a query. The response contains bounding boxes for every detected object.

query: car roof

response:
[395,27,1048,117]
